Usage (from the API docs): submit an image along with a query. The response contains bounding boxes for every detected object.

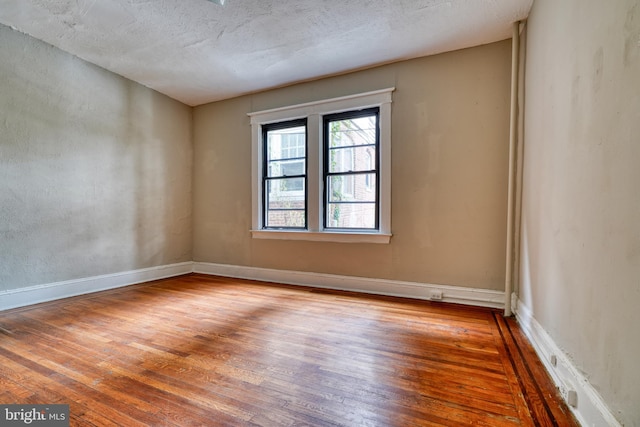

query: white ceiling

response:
[0,0,532,106]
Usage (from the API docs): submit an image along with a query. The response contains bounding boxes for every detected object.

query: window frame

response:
[323,108,380,231]
[262,119,308,230]
[249,88,393,244]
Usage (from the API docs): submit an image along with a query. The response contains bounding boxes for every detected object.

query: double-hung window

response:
[263,119,307,228]
[324,108,379,231]
[250,88,393,243]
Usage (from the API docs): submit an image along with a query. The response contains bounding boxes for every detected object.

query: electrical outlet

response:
[550,354,557,367]
[558,383,578,408]
[429,291,443,301]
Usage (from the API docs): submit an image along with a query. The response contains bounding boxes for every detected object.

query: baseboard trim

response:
[193,262,505,309]
[515,299,621,427]
[0,261,504,312]
[0,262,193,312]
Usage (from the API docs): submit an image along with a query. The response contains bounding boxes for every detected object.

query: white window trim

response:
[249,88,394,244]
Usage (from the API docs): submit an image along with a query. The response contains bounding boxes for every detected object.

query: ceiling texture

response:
[0,0,532,106]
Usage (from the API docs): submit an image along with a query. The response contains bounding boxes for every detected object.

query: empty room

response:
[1,0,638,426]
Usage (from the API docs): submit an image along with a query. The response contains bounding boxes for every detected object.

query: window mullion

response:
[307,114,321,232]
[379,101,392,235]
[251,122,262,229]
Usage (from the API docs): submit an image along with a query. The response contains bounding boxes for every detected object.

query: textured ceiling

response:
[0,0,532,106]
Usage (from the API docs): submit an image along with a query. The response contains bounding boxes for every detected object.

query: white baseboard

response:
[0,261,504,312]
[515,299,621,427]
[193,262,505,309]
[0,262,193,312]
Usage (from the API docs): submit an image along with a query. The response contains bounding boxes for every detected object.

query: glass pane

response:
[265,178,306,228]
[266,210,305,228]
[328,145,376,173]
[327,174,376,202]
[328,115,376,148]
[268,159,305,178]
[267,178,305,201]
[267,126,306,161]
[326,202,376,229]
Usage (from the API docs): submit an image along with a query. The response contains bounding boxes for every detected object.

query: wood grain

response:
[0,274,578,426]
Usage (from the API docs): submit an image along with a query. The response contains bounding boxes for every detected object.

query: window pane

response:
[328,116,376,148]
[327,174,376,202]
[328,146,376,173]
[265,178,305,228]
[326,202,376,229]
[268,159,305,178]
[266,210,306,228]
[267,178,306,204]
[267,126,306,161]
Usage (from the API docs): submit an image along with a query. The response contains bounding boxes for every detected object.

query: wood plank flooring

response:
[0,274,578,426]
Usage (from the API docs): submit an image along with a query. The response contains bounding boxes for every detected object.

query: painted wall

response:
[193,40,511,290]
[520,0,640,425]
[0,24,193,291]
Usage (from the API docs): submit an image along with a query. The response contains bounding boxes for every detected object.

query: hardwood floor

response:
[0,274,578,426]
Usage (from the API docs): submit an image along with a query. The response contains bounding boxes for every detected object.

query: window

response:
[324,109,379,230]
[249,88,393,243]
[263,120,307,228]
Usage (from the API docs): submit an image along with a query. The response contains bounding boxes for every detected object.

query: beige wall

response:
[521,0,640,425]
[0,24,193,291]
[193,40,512,290]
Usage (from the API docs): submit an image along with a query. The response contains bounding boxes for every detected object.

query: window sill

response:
[251,230,392,244]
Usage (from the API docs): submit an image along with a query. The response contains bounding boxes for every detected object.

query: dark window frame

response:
[322,107,380,231]
[262,118,308,230]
